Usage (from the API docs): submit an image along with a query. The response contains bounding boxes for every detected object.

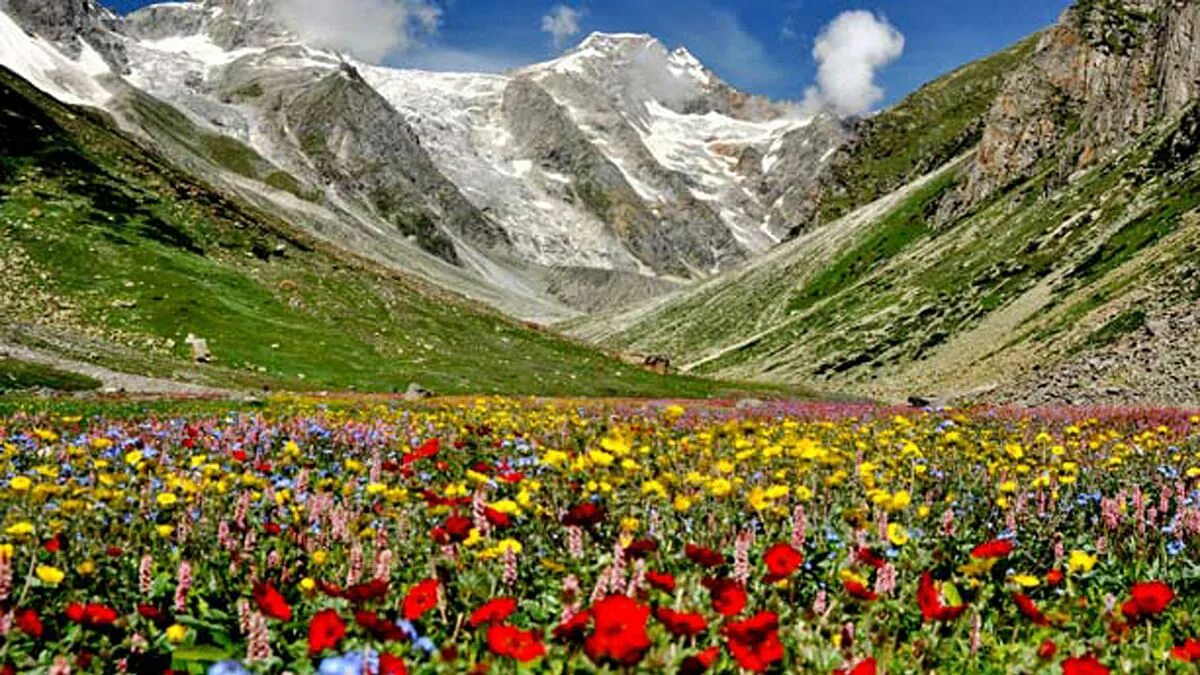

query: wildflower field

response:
[2,397,1200,674]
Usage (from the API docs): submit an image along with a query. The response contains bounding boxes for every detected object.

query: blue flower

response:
[207,662,251,675]
[1168,540,1186,557]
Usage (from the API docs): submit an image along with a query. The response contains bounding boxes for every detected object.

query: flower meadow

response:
[2,398,1200,674]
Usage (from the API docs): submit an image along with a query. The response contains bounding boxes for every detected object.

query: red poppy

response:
[43,534,62,553]
[484,508,513,529]
[378,654,408,675]
[342,579,389,603]
[703,577,747,617]
[679,646,722,675]
[263,522,282,535]
[834,658,877,675]
[624,538,658,559]
[723,611,784,673]
[855,547,886,570]
[1013,593,1049,626]
[307,609,346,656]
[106,546,123,557]
[354,610,408,641]
[844,580,878,602]
[916,571,968,623]
[402,579,439,621]
[646,570,676,593]
[1121,581,1174,621]
[1046,569,1064,587]
[486,624,546,662]
[253,582,293,621]
[654,607,707,638]
[66,603,118,627]
[562,502,606,528]
[15,609,43,638]
[402,438,440,466]
[971,539,1014,559]
[470,598,518,628]
[1037,640,1057,659]
[442,515,473,543]
[762,542,803,583]
[553,609,591,643]
[137,604,164,621]
[1062,655,1109,675]
[1171,639,1200,663]
[685,544,726,569]
[584,595,652,667]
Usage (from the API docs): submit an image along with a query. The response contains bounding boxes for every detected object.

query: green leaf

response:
[172,645,232,664]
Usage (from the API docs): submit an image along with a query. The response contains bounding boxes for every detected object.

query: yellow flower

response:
[156,524,175,538]
[312,550,328,565]
[673,494,693,512]
[5,521,33,537]
[299,577,316,592]
[77,561,96,576]
[156,492,178,507]
[124,450,144,466]
[1067,550,1097,574]
[587,449,614,467]
[489,499,521,515]
[887,523,909,546]
[664,404,686,420]
[1010,574,1040,588]
[36,565,65,585]
[708,478,733,498]
[542,450,569,467]
[166,624,188,644]
[8,476,31,492]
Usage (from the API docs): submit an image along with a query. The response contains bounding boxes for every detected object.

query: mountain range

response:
[1,0,1198,404]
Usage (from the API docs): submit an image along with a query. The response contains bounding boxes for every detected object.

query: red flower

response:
[916,571,968,623]
[703,577,747,617]
[441,515,473,543]
[402,438,440,466]
[342,579,389,603]
[402,579,439,621]
[855,547,886,570]
[66,603,118,627]
[844,580,878,602]
[1171,639,1200,663]
[553,609,591,643]
[253,582,293,621]
[470,598,518,628]
[307,609,346,656]
[835,658,877,675]
[624,538,658,559]
[562,502,606,528]
[685,544,725,569]
[484,508,513,529]
[1121,581,1174,621]
[1062,655,1109,675]
[354,610,408,641]
[762,543,803,583]
[1013,593,1049,627]
[15,609,43,638]
[679,646,722,675]
[654,607,707,638]
[584,595,652,667]
[136,604,164,621]
[723,612,784,673]
[646,570,676,593]
[1038,640,1058,660]
[1046,569,1064,587]
[486,624,546,662]
[971,539,1014,559]
[43,534,62,553]
[378,654,408,675]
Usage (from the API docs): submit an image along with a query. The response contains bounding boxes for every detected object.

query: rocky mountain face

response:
[575,0,1200,406]
[948,0,1200,213]
[0,0,853,319]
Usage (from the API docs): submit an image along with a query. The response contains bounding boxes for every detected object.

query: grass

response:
[0,358,101,394]
[0,67,806,401]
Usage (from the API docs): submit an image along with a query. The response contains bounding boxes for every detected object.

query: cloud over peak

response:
[541,5,583,48]
[274,0,442,63]
[803,10,905,117]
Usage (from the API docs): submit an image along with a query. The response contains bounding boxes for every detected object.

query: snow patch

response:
[0,9,113,107]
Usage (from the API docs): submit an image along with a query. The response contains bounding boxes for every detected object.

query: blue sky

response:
[101,0,1070,104]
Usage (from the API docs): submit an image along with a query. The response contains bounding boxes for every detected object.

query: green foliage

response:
[0,359,101,393]
[1083,309,1147,349]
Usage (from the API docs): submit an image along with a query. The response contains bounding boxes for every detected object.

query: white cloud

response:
[540,5,583,48]
[802,10,904,117]
[274,0,442,63]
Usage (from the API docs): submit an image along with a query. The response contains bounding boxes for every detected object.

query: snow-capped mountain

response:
[0,0,850,319]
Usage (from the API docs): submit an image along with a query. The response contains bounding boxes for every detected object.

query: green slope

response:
[0,67,792,399]
[582,50,1200,402]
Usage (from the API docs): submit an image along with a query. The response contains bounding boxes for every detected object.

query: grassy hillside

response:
[0,67,795,399]
[815,34,1041,224]
[584,93,1200,402]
